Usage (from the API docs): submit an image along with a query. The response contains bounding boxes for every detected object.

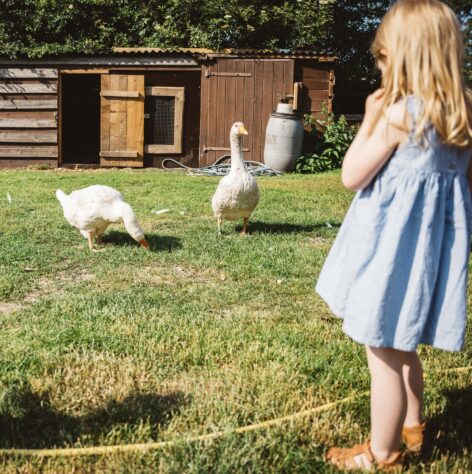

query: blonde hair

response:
[371,0,472,147]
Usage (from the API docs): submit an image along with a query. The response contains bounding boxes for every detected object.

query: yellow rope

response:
[0,365,470,458]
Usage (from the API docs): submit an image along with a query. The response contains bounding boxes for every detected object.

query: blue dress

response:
[316,98,472,352]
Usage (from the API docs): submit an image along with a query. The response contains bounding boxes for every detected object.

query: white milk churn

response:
[263,103,304,172]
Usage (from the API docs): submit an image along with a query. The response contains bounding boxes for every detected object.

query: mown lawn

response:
[0,168,471,473]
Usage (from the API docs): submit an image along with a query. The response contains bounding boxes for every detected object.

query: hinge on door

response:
[203,146,250,152]
[205,71,252,78]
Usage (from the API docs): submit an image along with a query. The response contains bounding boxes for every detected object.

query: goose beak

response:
[239,125,248,135]
[139,238,150,249]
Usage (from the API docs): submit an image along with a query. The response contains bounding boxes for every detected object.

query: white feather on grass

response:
[151,209,171,215]
[6,193,12,203]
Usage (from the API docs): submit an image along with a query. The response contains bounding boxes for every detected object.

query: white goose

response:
[211,122,260,235]
[56,185,149,251]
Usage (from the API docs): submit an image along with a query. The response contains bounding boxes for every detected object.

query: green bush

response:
[295,112,358,173]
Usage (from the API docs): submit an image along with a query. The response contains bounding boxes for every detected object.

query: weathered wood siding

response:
[200,59,294,165]
[0,68,58,168]
[294,60,334,119]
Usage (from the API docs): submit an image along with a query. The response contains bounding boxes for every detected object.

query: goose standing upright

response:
[211,122,260,235]
[56,185,149,251]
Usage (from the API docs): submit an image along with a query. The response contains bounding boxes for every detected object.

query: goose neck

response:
[230,135,245,170]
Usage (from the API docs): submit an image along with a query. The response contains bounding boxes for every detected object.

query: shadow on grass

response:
[237,220,341,235]
[0,381,188,449]
[420,386,472,461]
[102,231,182,253]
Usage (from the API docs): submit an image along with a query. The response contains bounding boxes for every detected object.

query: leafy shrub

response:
[295,112,358,173]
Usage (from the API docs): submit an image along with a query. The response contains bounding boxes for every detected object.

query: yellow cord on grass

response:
[0,365,470,458]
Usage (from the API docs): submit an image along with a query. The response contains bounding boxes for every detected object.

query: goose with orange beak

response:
[211,122,260,235]
[56,185,149,251]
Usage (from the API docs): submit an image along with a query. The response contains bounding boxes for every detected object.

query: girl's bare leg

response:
[403,351,423,427]
[366,346,407,460]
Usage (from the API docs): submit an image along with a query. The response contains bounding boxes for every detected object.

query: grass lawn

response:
[0,168,471,473]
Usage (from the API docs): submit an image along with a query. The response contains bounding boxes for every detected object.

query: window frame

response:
[144,86,184,154]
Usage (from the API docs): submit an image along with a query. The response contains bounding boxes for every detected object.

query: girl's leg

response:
[366,346,407,460]
[403,351,423,427]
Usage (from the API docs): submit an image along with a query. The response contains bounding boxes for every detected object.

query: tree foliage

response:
[330,0,470,112]
[0,0,334,57]
[0,0,468,109]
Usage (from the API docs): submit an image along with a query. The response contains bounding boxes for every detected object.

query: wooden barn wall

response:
[141,71,201,168]
[0,68,58,169]
[294,60,334,119]
[200,59,294,165]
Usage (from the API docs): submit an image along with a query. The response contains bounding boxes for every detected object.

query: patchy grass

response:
[0,168,471,473]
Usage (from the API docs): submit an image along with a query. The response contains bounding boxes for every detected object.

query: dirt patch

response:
[0,271,97,314]
[304,236,331,249]
[25,270,96,303]
[171,265,215,282]
[137,265,217,285]
[0,301,22,315]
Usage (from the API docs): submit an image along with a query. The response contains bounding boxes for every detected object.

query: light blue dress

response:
[316,97,472,352]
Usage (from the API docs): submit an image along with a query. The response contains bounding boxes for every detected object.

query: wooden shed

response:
[0,49,335,169]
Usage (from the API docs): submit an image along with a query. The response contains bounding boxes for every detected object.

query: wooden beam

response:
[100,158,143,167]
[57,71,63,164]
[101,90,140,98]
[0,68,58,79]
[145,145,180,154]
[0,145,58,157]
[109,67,201,72]
[0,99,57,110]
[145,86,185,96]
[0,83,58,94]
[0,158,57,169]
[293,82,302,111]
[173,87,184,154]
[0,118,56,128]
[61,69,109,74]
[0,130,57,143]
[99,150,139,158]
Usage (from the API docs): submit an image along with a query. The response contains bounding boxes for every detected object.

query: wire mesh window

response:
[144,86,184,154]
[152,96,175,145]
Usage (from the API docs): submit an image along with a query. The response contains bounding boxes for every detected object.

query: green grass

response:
[0,168,471,473]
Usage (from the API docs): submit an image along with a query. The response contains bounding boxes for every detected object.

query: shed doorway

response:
[61,74,100,165]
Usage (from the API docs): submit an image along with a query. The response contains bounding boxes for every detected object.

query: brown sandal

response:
[326,441,403,472]
[402,422,426,452]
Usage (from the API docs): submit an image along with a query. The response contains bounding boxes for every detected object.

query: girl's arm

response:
[341,89,409,191]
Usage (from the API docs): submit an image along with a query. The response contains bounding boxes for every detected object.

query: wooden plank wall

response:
[0,68,58,168]
[295,60,334,119]
[199,59,294,165]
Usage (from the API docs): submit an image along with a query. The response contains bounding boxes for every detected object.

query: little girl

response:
[316,0,472,470]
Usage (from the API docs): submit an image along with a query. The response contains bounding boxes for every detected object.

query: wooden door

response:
[100,74,144,167]
[199,59,294,166]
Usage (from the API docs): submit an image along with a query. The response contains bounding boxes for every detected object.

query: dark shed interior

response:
[61,74,100,164]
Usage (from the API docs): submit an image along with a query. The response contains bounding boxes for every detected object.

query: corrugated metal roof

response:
[113,47,336,60]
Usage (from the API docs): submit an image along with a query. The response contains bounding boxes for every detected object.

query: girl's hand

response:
[362,88,385,130]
